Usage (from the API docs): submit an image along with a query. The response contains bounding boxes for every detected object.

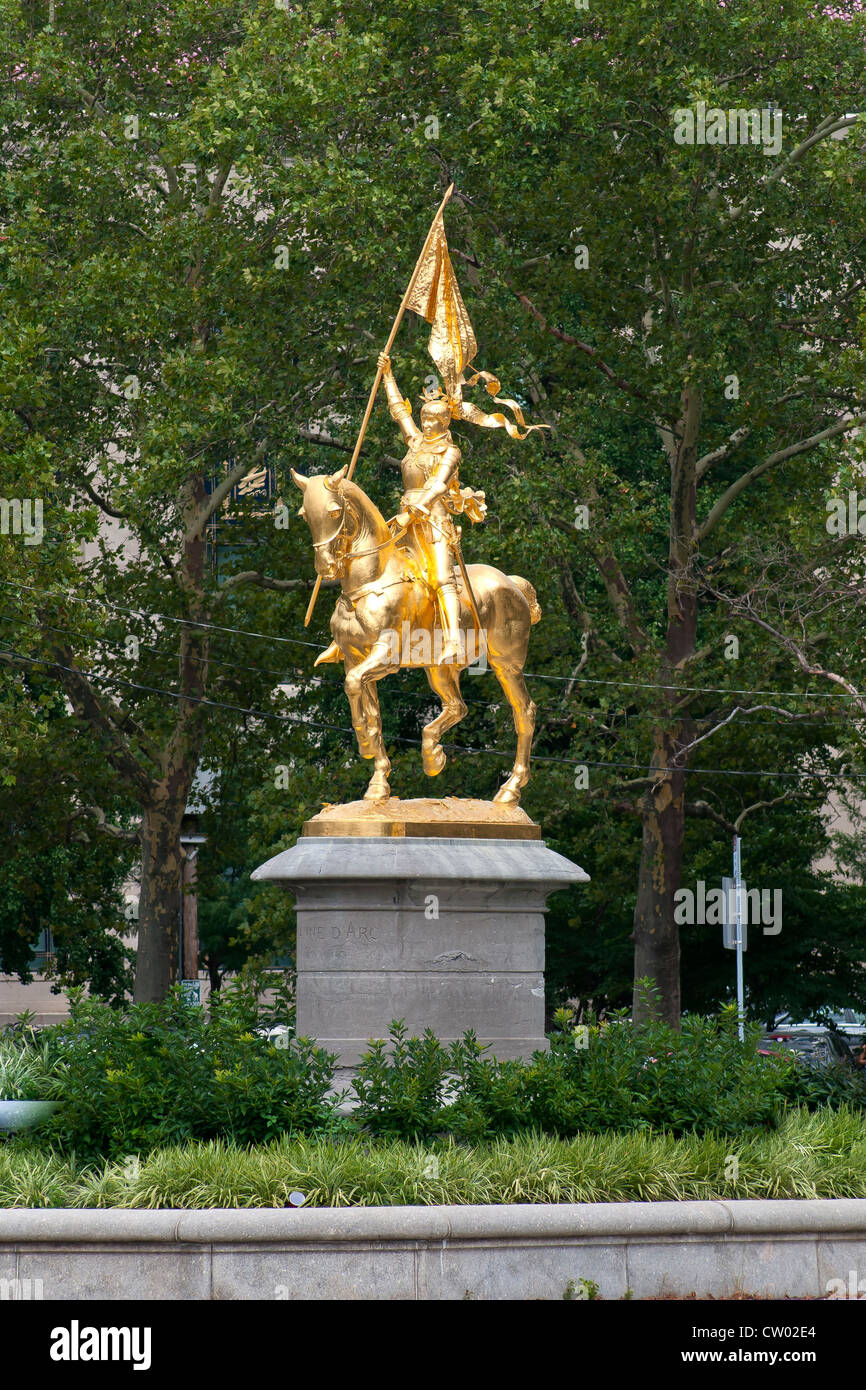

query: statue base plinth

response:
[302,796,541,840]
[252,829,589,1067]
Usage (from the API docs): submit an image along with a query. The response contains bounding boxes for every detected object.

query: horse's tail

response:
[508,575,542,625]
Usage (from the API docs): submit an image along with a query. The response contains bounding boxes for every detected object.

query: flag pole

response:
[304,183,455,627]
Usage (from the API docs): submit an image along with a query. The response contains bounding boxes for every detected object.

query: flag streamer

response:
[406,210,548,441]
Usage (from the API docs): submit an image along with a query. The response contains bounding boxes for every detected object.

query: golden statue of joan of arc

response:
[376,190,546,663]
[303,183,546,642]
[294,185,549,806]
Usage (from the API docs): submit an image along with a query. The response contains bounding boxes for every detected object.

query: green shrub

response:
[0,1030,67,1101]
[20,1000,866,1158]
[40,987,338,1160]
[5,1106,866,1207]
[351,1023,453,1139]
[771,1052,866,1111]
[351,1009,813,1141]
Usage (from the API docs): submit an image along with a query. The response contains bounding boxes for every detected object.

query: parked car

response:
[826,1010,866,1053]
[758,1025,860,1071]
[255,1024,292,1050]
[773,1008,866,1057]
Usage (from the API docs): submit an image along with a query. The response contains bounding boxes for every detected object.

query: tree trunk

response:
[631,734,687,1026]
[133,475,209,1002]
[134,802,185,1002]
[630,382,701,1026]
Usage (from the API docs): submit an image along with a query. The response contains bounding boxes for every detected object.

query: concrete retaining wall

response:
[1,1201,865,1300]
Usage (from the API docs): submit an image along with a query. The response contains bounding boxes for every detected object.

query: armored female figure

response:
[377,351,486,664]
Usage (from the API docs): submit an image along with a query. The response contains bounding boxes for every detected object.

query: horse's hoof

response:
[423,744,447,777]
[493,784,521,806]
[364,780,391,803]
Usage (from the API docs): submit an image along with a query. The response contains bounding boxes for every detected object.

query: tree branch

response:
[695,426,751,482]
[698,412,866,540]
[672,704,803,762]
[685,800,736,834]
[215,571,314,597]
[48,647,155,800]
[193,439,269,534]
[77,473,127,519]
[514,292,650,402]
[298,426,403,468]
[68,805,140,843]
[734,792,795,833]
[725,114,863,222]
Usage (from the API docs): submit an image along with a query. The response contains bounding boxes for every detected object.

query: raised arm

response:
[378,352,421,446]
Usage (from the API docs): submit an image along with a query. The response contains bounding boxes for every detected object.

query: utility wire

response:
[1,641,860,782]
[3,577,861,703]
[6,602,852,731]
[0,609,507,712]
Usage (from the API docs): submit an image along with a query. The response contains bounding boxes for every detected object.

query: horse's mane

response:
[340,477,391,536]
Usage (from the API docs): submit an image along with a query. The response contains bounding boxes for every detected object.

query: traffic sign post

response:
[722,836,746,1041]
[180,979,202,1007]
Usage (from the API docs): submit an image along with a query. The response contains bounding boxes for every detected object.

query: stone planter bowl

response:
[0,1100,60,1132]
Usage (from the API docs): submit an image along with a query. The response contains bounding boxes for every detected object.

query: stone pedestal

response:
[252,823,589,1066]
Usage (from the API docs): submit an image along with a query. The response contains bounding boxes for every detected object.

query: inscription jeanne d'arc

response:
[306,922,379,943]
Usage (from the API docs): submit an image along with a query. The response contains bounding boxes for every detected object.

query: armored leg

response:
[436,579,462,665]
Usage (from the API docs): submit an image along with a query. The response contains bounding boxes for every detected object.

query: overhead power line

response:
[1,641,861,783]
[3,578,864,705]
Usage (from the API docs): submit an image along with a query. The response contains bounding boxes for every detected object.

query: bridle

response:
[312,489,403,573]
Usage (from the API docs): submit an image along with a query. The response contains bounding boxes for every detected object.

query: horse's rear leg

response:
[490,664,536,805]
[422,665,468,776]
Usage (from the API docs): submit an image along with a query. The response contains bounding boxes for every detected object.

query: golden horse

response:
[291,464,541,805]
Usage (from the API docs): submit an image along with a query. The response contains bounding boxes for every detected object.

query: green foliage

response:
[5,1107,866,1208]
[0,1029,67,1101]
[564,1278,600,1302]
[351,1022,455,1139]
[9,1005,865,1159]
[775,1051,866,1113]
[0,679,136,1002]
[39,987,336,1161]
[1,0,865,1013]
[351,1012,865,1142]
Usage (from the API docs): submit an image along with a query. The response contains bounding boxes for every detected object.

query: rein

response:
[314,491,405,567]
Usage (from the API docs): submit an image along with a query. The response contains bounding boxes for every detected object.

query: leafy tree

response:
[220,0,866,1023]
[2,0,865,1024]
[0,676,135,1002]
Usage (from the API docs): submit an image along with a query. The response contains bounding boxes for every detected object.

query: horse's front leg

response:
[344,639,396,801]
[341,655,375,760]
[422,664,468,776]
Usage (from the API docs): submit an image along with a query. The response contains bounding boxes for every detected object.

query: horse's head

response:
[291,464,353,580]
[291,466,393,582]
